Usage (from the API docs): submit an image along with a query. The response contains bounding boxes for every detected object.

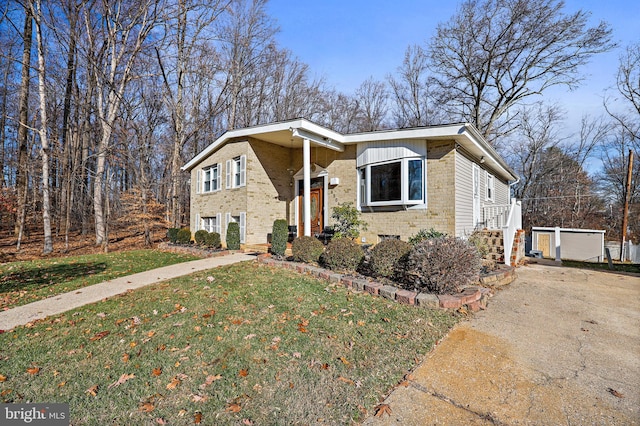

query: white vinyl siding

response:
[455,152,474,237]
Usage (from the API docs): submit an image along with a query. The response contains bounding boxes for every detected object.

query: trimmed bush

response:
[194,230,209,245]
[271,219,289,257]
[176,228,192,244]
[292,236,325,263]
[226,222,241,250]
[204,232,221,249]
[167,228,179,244]
[369,238,412,278]
[321,238,364,272]
[400,236,481,294]
[408,227,446,245]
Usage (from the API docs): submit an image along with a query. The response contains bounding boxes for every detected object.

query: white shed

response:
[531,227,606,262]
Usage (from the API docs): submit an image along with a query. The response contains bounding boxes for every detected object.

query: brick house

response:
[182,118,521,258]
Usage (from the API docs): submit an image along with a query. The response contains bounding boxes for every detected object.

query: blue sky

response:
[267,0,639,136]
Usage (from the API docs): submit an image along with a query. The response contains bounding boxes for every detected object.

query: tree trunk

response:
[32,0,53,254]
[15,7,33,241]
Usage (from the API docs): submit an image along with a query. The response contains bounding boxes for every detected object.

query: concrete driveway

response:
[364,262,640,425]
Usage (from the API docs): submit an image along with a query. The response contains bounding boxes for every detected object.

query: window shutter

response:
[195,213,200,231]
[217,163,222,190]
[239,155,246,187]
[226,160,232,189]
[215,213,222,234]
[196,170,201,194]
[239,212,246,243]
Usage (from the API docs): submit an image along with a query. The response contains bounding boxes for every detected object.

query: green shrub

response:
[226,222,241,250]
[194,230,209,245]
[176,228,192,244]
[271,219,289,257]
[468,230,489,258]
[408,227,446,245]
[291,236,325,263]
[167,228,179,243]
[205,232,221,249]
[321,238,364,272]
[369,238,412,278]
[400,236,481,294]
[331,202,367,240]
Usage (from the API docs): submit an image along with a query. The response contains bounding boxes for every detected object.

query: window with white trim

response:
[203,164,221,193]
[202,216,217,233]
[486,172,495,202]
[358,157,425,207]
[226,155,246,189]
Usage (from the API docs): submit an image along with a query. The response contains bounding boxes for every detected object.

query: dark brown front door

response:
[298,179,324,236]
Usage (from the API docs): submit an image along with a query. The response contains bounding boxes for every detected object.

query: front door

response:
[298,178,324,236]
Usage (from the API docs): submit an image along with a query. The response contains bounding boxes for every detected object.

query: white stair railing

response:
[502,199,522,266]
[482,204,511,229]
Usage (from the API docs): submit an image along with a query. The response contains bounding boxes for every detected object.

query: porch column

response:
[303,138,311,236]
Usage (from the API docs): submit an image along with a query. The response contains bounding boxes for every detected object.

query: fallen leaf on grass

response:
[191,394,208,403]
[238,369,248,377]
[0,374,6,382]
[194,412,203,424]
[86,385,99,397]
[57,381,66,388]
[122,353,130,363]
[166,377,181,390]
[374,404,392,417]
[152,368,162,377]
[108,373,135,389]
[337,376,355,386]
[89,330,110,341]
[155,418,168,425]
[199,374,222,389]
[26,367,40,375]
[338,356,350,365]
[607,388,624,398]
[226,403,242,413]
[139,402,155,412]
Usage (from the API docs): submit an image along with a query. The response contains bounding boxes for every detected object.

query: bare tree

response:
[605,43,640,142]
[82,0,163,246]
[29,0,54,253]
[387,45,442,128]
[354,77,389,132]
[14,4,32,247]
[429,0,614,141]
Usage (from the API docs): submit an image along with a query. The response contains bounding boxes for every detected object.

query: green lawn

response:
[0,250,199,309]
[561,260,640,274]
[0,261,458,425]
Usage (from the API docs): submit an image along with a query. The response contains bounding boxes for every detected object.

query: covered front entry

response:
[298,177,324,236]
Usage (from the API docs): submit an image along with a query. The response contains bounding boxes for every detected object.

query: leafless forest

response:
[0,0,637,255]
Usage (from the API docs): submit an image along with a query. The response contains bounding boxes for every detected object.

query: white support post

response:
[303,138,311,237]
[555,226,561,262]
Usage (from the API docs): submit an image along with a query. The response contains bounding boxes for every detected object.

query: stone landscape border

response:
[256,254,517,312]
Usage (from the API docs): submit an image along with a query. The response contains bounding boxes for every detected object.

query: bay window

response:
[359,157,425,207]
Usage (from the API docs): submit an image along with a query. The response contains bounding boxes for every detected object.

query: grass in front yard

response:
[0,262,458,425]
[561,260,640,274]
[0,250,199,309]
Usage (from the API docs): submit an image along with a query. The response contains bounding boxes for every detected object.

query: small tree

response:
[331,203,367,240]
[226,222,241,250]
[271,219,289,257]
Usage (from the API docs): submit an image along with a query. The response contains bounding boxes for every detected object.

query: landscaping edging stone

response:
[255,253,517,312]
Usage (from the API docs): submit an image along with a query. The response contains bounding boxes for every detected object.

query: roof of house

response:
[182,118,518,181]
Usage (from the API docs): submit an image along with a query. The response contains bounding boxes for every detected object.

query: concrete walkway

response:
[364,263,640,425]
[0,252,255,331]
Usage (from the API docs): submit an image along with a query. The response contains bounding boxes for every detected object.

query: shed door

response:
[538,234,551,257]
